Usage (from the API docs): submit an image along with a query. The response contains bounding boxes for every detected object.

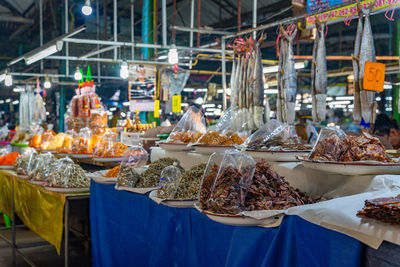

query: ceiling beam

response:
[0,0,22,16]
[0,16,34,24]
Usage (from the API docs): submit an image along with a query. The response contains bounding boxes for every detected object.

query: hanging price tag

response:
[363,61,385,92]
[172,95,182,113]
[154,100,160,118]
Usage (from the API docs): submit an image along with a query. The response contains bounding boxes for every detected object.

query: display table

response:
[90,180,364,267]
[0,170,90,266]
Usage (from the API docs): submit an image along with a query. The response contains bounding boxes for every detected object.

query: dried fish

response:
[175,163,206,199]
[353,13,363,123]
[137,158,184,188]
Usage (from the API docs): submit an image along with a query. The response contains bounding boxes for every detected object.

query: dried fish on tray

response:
[47,157,90,188]
[357,195,400,225]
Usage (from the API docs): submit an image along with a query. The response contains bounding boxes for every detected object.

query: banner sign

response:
[129,99,155,112]
[306,0,400,28]
[307,0,344,13]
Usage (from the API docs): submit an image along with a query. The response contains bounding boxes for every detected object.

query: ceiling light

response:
[13,87,22,92]
[44,77,51,89]
[12,100,19,105]
[120,60,129,79]
[263,62,306,74]
[0,100,3,104]
[82,0,92,15]
[5,99,11,103]
[74,67,83,81]
[168,45,178,65]
[5,74,12,86]
[25,41,63,65]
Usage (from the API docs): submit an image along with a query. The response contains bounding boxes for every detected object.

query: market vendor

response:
[373,114,400,149]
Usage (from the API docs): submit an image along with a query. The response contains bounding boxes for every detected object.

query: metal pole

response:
[96,0,101,83]
[40,0,43,72]
[64,199,69,267]
[172,25,230,35]
[11,184,15,266]
[197,0,201,47]
[253,0,257,39]
[221,38,227,110]
[237,0,241,32]
[189,0,194,69]
[131,0,135,60]
[162,0,167,47]
[172,0,176,42]
[65,0,69,77]
[113,0,117,60]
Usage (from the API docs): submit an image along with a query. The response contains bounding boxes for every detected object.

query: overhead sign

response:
[129,99,155,112]
[306,0,400,28]
[154,100,160,118]
[307,0,344,13]
[363,62,385,92]
[172,95,182,113]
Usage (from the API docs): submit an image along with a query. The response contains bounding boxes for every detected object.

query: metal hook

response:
[385,4,396,21]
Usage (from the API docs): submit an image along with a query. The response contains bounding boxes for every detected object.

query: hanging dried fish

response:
[353,10,363,123]
[253,37,265,128]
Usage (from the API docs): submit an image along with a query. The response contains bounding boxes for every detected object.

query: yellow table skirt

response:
[0,170,89,255]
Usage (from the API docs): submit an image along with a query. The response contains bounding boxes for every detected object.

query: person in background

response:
[373,113,400,149]
[110,108,121,128]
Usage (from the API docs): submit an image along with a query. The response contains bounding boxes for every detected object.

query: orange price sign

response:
[363,61,385,92]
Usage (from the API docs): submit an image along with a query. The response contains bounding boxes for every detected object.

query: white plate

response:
[247,150,310,162]
[17,174,30,180]
[44,187,90,193]
[29,180,46,186]
[92,157,124,163]
[149,190,197,208]
[55,153,70,157]
[193,145,236,155]
[0,165,15,170]
[299,156,400,175]
[194,204,284,226]
[115,186,157,194]
[159,142,192,152]
[69,154,92,159]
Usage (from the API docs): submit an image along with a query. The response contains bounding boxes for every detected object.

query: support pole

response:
[222,38,227,110]
[65,0,69,77]
[189,0,194,69]
[197,0,201,47]
[96,0,101,83]
[162,0,167,47]
[252,0,257,39]
[131,0,135,60]
[113,0,117,60]
[237,0,241,32]
[172,0,177,42]
[40,0,43,72]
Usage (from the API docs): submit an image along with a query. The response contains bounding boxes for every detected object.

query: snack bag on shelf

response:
[199,150,256,215]
[90,108,108,134]
[15,150,37,175]
[116,146,148,188]
[55,130,75,154]
[40,130,56,150]
[166,106,206,144]
[72,127,92,154]
[47,133,68,151]
[156,162,182,199]
[92,131,128,157]
[240,119,290,150]
[308,126,347,161]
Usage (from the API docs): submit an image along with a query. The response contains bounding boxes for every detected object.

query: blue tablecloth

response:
[90,180,363,267]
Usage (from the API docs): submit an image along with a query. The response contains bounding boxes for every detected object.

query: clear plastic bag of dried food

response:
[199,150,256,215]
[115,146,148,188]
[210,106,236,133]
[48,159,89,188]
[308,126,347,161]
[28,153,58,181]
[15,149,37,175]
[157,162,182,199]
[240,119,289,150]
[166,106,206,144]
[92,131,128,157]
[72,127,92,154]
[40,130,56,150]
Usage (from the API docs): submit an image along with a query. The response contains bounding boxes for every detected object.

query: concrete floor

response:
[0,217,91,267]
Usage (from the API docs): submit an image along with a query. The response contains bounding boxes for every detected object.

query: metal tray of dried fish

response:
[29,180,46,186]
[69,154,92,159]
[115,186,157,194]
[298,155,400,175]
[17,174,30,180]
[44,187,90,193]
[159,142,192,151]
[149,190,197,208]
[193,145,236,155]
[92,157,124,163]
[246,150,310,162]
[0,165,15,170]
[194,204,284,227]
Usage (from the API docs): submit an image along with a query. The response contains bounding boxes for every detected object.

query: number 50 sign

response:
[363,61,385,92]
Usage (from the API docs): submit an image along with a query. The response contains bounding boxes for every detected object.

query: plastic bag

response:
[210,106,235,133]
[194,130,244,146]
[92,131,128,157]
[241,119,289,150]
[199,150,256,215]
[90,109,108,129]
[115,145,148,188]
[0,148,9,156]
[72,127,92,154]
[40,130,56,150]
[46,133,69,151]
[166,106,206,143]
[306,121,319,145]
[32,93,46,123]
[0,125,9,141]
[15,150,37,175]
[29,153,58,181]
[71,95,80,118]
[48,157,89,188]
[308,126,347,161]
[55,131,75,154]
[157,162,182,199]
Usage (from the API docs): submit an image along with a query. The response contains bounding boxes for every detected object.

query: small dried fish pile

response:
[117,164,141,187]
[246,161,317,210]
[309,130,394,162]
[15,153,37,175]
[48,162,89,188]
[199,160,317,214]
[353,1,378,124]
[230,35,265,132]
[175,163,206,199]
[357,195,400,224]
[311,20,327,123]
[29,153,58,181]
[277,25,298,125]
[137,158,184,188]
[157,164,182,199]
